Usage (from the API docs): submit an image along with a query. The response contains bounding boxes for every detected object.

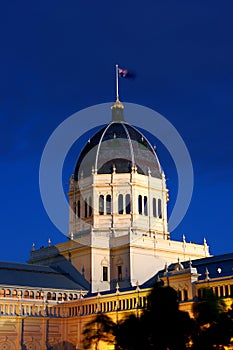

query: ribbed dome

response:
[74,121,162,180]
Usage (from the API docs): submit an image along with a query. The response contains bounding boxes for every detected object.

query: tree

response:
[116,314,143,350]
[191,288,233,350]
[116,282,194,350]
[82,313,116,350]
[143,283,194,350]
[192,288,225,326]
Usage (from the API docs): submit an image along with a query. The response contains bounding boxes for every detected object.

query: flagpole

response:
[116,64,119,101]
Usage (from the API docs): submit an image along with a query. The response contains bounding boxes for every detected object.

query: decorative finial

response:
[205,267,210,281]
[189,257,192,268]
[112,164,116,174]
[70,232,74,240]
[111,64,125,121]
[116,282,120,294]
[162,171,166,183]
[31,243,35,251]
[204,237,207,245]
[135,281,140,292]
[183,234,186,243]
[48,238,51,247]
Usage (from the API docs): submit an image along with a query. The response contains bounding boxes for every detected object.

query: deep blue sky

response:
[0,1,232,262]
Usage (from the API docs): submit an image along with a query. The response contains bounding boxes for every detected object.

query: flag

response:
[118,67,135,79]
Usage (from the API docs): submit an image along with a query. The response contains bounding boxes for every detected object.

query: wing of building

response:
[0,98,231,350]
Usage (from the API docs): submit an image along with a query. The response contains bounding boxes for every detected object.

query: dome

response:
[74,103,162,180]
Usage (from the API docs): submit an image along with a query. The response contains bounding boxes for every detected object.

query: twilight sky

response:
[0,1,233,262]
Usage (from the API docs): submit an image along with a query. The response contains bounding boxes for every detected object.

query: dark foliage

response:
[116,314,143,350]
[82,285,233,350]
[116,282,194,350]
[82,313,116,350]
[191,288,233,350]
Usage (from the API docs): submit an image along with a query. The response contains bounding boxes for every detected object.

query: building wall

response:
[1,275,233,350]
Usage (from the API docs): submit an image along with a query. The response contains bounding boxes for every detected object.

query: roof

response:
[141,253,233,288]
[185,253,233,280]
[74,121,162,180]
[0,261,87,291]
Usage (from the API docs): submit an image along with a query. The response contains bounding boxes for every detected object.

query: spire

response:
[111,64,125,122]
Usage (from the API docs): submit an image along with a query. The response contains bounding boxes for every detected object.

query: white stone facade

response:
[66,105,210,292]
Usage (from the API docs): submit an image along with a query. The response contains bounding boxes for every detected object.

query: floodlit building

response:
[0,97,231,349]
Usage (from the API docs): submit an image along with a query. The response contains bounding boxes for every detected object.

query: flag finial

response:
[111,64,124,121]
[116,64,119,101]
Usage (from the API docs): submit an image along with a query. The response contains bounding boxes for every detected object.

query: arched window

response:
[106,195,111,215]
[5,290,10,297]
[89,197,92,216]
[74,202,77,215]
[183,289,188,301]
[153,198,156,217]
[47,292,52,300]
[36,291,41,299]
[118,194,123,214]
[99,195,104,215]
[158,199,162,218]
[103,266,108,281]
[29,291,34,299]
[118,265,122,281]
[125,194,130,214]
[138,195,142,215]
[144,196,148,216]
[77,200,81,218]
[84,199,88,218]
